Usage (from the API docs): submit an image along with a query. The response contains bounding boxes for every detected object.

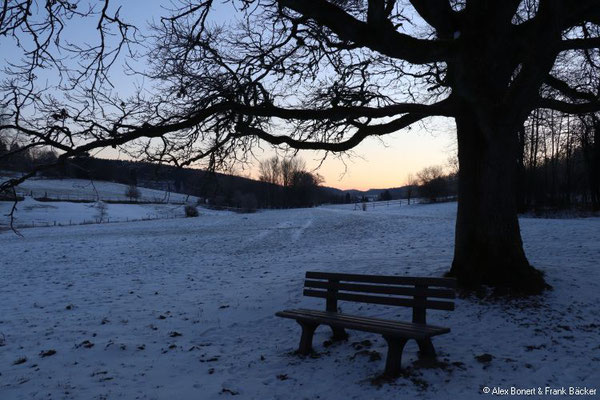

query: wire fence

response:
[350,199,413,210]
[0,213,188,230]
[13,190,192,204]
[347,196,457,210]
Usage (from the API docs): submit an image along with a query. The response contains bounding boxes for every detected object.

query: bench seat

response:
[276,309,450,339]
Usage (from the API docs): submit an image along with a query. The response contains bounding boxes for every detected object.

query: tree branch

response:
[236,112,428,152]
[1,96,455,193]
[538,98,600,114]
[556,0,600,29]
[545,75,598,103]
[559,36,600,51]
[278,0,453,64]
[408,0,457,37]
[229,99,455,120]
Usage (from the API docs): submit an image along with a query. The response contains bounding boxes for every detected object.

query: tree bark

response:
[448,110,548,294]
[591,120,600,211]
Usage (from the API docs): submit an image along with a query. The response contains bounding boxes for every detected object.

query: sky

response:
[1,0,457,191]
[240,120,457,190]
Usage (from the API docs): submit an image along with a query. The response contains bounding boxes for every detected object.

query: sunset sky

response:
[94,119,456,190]
[235,119,456,190]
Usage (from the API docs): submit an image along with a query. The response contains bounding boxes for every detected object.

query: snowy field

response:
[1,202,599,399]
[0,197,208,228]
[1,173,196,203]
[0,175,203,227]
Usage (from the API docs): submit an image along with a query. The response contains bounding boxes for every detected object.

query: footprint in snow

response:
[40,349,56,358]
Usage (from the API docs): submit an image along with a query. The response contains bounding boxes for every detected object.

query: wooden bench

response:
[276,271,456,377]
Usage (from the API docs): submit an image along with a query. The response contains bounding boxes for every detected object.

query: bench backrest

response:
[303,271,456,324]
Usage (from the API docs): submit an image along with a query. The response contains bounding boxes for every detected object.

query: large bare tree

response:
[1,0,600,293]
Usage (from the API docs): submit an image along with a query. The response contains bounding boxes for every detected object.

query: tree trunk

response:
[592,120,600,211]
[448,111,548,294]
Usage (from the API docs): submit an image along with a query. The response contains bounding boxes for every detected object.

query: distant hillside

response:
[1,171,196,203]
[3,154,417,206]
[292,183,419,202]
[2,156,347,208]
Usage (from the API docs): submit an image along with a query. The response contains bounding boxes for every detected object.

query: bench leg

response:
[383,336,408,377]
[330,326,348,341]
[297,321,318,355]
[416,338,436,359]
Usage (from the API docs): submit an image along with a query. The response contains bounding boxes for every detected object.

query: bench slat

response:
[276,310,450,339]
[291,309,450,333]
[304,280,455,299]
[304,289,455,311]
[277,310,441,336]
[305,271,456,288]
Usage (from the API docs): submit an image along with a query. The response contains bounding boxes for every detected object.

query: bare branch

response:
[278,0,454,63]
[545,75,598,103]
[538,98,600,114]
[557,0,600,28]
[408,0,457,36]
[237,111,428,152]
[559,36,600,51]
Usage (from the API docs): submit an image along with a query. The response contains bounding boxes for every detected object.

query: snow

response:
[0,202,599,399]
[0,175,207,227]
[0,196,207,228]
[1,173,197,203]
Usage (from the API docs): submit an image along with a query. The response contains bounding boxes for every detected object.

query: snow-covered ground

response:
[1,202,599,399]
[0,175,204,227]
[0,197,207,228]
[1,173,196,203]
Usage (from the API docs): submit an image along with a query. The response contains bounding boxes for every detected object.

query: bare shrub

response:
[240,193,258,212]
[184,204,199,217]
[125,185,141,201]
[95,201,108,222]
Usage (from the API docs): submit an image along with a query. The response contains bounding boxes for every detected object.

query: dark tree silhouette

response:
[1,0,600,293]
[379,189,393,201]
[125,184,141,201]
[258,156,323,207]
[417,166,447,202]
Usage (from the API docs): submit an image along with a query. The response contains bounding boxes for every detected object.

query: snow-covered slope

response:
[1,173,196,203]
[0,174,202,227]
[0,196,206,228]
[0,202,598,399]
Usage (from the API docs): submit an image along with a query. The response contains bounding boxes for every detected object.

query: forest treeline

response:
[403,110,599,213]
[517,111,599,212]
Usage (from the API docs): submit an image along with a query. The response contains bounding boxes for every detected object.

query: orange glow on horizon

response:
[251,121,457,191]
[97,120,456,192]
